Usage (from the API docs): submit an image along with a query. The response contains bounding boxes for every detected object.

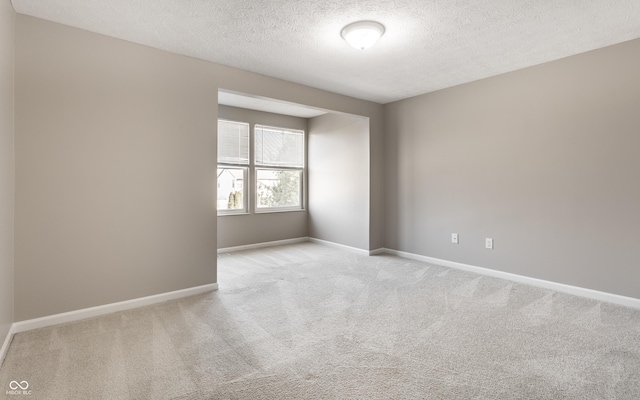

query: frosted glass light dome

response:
[341,21,385,50]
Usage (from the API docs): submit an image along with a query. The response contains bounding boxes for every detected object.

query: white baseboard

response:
[217,236,384,257]
[0,323,16,368]
[383,248,640,310]
[13,283,218,334]
[217,236,382,257]
[218,237,310,254]
[308,237,371,256]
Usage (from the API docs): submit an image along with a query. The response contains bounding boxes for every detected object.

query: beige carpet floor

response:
[1,242,639,399]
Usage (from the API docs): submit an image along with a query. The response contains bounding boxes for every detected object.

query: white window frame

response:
[217,119,250,216]
[217,166,249,215]
[254,125,305,213]
[255,167,304,213]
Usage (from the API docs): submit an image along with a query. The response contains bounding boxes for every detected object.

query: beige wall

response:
[384,38,640,299]
[0,0,15,341]
[15,16,219,321]
[217,105,308,249]
[308,113,370,251]
[14,16,383,320]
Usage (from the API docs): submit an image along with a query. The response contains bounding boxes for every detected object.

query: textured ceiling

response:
[12,0,640,104]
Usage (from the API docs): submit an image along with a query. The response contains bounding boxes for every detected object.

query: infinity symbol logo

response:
[9,380,29,390]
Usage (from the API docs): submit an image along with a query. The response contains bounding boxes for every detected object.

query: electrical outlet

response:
[452,233,459,244]
[485,238,493,249]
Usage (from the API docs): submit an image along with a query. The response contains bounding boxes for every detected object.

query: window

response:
[217,120,305,214]
[256,169,302,209]
[255,125,304,211]
[217,120,249,214]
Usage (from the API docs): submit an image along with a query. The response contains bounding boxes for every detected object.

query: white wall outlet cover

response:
[485,238,493,249]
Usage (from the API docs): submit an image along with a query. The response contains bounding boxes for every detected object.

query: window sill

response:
[217,211,250,217]
[255,208,306,214]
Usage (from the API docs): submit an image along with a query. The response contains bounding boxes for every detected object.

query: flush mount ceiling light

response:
[341,21,385,50]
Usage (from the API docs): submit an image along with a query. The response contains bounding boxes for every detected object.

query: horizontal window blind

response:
[255,125,304,167]
[218,120,249,164]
